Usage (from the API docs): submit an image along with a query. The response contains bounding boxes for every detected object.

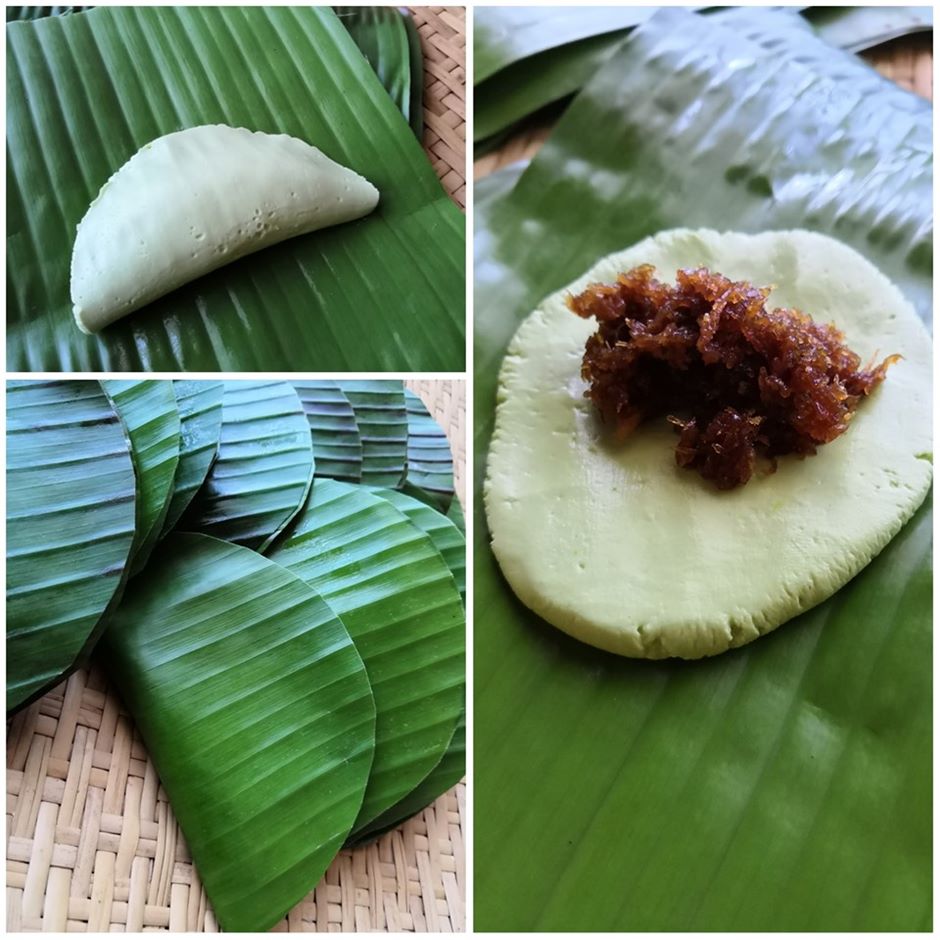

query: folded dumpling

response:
[70,125,379,333]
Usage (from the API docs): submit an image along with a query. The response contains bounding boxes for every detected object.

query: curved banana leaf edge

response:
[473,6,932,931]
[404,388,455,510]
[6,379,137,713]
[293,379,363,483]
[101,532,377,932]
[337,380,409,488]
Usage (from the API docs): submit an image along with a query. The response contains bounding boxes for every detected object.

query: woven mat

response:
[6,380,466,933]
[474,35,933,179]
[413,7,466,209]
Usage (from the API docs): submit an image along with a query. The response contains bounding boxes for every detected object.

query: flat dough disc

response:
[484,229,932,659]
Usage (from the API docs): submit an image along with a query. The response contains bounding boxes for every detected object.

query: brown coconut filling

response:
[567,265,898,489]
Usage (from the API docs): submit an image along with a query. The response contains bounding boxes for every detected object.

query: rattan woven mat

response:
[6,380,466,933]
[474,34,933,178]
[413,7,466,209]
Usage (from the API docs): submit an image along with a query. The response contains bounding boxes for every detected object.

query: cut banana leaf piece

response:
[101,380,180,573]
[267,479,465,831]
[350,711,466,845]
[186,381,314,552]
[446,497,465,535]
[7,5,464,371]
[6,380,136,712]
[474,6,932,930]
[101,533,376,932]
[293,380,363,483]
[404,388,455,510]
[337,380,408,488]
[806,5,933,52]
[370,487,466,603]
[403,9,425,139]
[160,380,224,536]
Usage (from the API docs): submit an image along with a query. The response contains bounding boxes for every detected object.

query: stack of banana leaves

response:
[7,378,465,932]
[475,6,931,931]
[475,5,933,151]
[7,6,463,370]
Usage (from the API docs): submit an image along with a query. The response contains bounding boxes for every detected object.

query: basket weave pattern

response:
[6,381,466,932]
[413,7,466,208]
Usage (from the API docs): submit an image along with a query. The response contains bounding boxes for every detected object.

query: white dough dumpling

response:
[484,229,932,660]
[70,125,380,333]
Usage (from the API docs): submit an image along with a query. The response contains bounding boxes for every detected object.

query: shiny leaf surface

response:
[186,381,313,551]
[337,380,408,488]
[160,380,224,536]
[404,388,455,509]
[6,380,136,711]
[7,5,464,371]
[806,5,933,51]
[293,380,363,483]
[268,479,465,831]
[101,533,376,932]
[474,7,932,930]
[101,380,180,572]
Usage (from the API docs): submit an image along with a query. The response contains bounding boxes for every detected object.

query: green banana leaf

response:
[6,380,136,712]
[101,533,376,932]
[474,6,659,84]
[7,5,464,371]
[101,380,180,573]
[268,479,464,832]
[351,711,466,845]
[337,380,408,488]
[6,7,87,19]
[371,487,466,603]
[293,380,363,483]
[160,380,224,537]
[806,5,933,51]
[404,388,455,509]
[186,381,313,552]
[475,30,627,144]
[474,7,932,931]
[403,9,425,140]
[335,6,423,138]
[446,496,465,534]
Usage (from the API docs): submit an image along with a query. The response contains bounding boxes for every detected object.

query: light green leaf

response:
[405,388,455,509]
[101,533,376,932]
[337,380,408,488]
[160,380,224,536]
[101,380,180,573]
[186,381,314,551]
[267,479,465,831]
[7,5,464,371]
[370,487,465,603]
[474,7,931,930]
[806,5,933,52]
[6,380,136,712]
[293,380,363,483]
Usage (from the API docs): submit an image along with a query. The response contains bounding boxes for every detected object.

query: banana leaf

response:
[473,7,932,931]
[371,487,466,603]
[334,6,422,138]
[267,479,465,832]
[101,533,376,932]
[101,380,180,573]
[806,5,933,52]
[186,381,314,552]
[6,7,87,19]
[337,380,408,488]
[446,496,465,534]
[160,380,224,536]
[350,711,466,845]
[7,5,464,371]
[404,388,455,510]
[474,6,659,84]
[403,9,425,140]
[293,380,363,483]
[6,380,136,712]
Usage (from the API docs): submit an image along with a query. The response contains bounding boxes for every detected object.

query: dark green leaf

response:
[337,380,408,488]
[293,380,363,483]
[403,9,425,139]
[186,381,313,551]
[474,7,931,930]
[101,380,180,573]
[6,380,136,712]
[446,496,465,534]
[7,5,464,371]
[404,388,455,509]
[160,380,224,536]
[101,533,376,932]
[268,479,465,831]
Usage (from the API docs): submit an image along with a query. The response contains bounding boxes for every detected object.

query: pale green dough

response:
[70,125,379,333]
[484,229,932,659]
